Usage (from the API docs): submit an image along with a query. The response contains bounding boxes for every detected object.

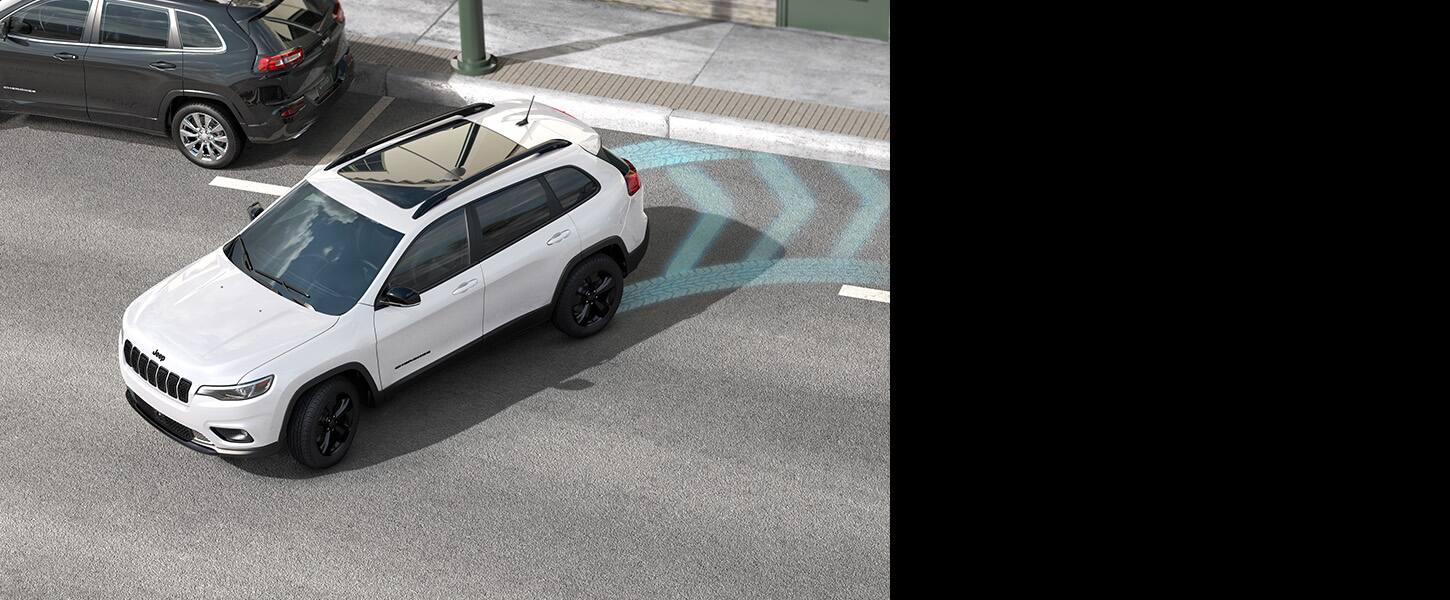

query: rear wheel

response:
[171,102,244,169]
[286,377,361,469]
[553,254,625,338]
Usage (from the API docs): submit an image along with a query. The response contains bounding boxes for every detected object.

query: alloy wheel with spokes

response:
[315,394,354,457]
[572,271,615,327]
[180,113,229,163]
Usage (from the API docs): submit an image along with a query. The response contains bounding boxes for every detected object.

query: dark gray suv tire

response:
[171,102,244,169]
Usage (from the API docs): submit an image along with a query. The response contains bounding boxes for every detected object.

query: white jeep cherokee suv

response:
[119,100,648,468]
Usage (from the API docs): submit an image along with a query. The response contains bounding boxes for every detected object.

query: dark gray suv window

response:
[100,1,170,48]
[387,209,471,294]
[472,179,555,258]
[10,0,90,42]
[177,12,221,49]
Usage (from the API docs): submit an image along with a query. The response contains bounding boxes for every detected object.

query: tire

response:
[553,254,625,338]
[286,377,362,469]
[171,102,244,169]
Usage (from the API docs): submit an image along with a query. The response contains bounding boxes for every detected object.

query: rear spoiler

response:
[226,0,288,23]
[325,103,496,170]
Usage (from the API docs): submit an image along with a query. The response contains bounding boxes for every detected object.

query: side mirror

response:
[1,17,10,40]
[378,286,420,308]
[247,202,262,221]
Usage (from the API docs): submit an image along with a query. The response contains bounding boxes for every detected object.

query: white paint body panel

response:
[120,101,647,456]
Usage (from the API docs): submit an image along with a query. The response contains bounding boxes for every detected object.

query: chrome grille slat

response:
[123,339,193,403]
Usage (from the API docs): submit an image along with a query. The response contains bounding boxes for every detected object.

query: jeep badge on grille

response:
[151,349,166,362]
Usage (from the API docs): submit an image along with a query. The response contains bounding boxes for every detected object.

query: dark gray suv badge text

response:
[151,349,166,362]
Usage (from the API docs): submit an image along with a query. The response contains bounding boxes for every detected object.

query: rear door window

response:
[471,179,555,259]
[10,0,91,43]
[100,1,172,48]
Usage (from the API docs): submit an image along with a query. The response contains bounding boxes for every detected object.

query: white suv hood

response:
[124,249,339,385]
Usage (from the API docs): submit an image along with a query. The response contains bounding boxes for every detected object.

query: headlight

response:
[195,376,274,401]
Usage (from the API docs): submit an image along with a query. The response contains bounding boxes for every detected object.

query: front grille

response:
[123,340,192,402]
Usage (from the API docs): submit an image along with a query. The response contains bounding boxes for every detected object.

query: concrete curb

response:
[351,62,889,171]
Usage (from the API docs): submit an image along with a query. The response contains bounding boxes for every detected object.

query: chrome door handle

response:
[546,229,572,246]
[150,61,177,71]
[52,52,78,61]
[451,279,479,295]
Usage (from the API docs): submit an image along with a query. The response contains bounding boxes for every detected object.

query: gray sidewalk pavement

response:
[343,0,890,168]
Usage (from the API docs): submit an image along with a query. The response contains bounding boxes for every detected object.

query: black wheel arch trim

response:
[552,236,629,307]
[160,91,246,136]
[279,363,382,437]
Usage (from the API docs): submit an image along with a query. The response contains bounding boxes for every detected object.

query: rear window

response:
[249,0,330,51]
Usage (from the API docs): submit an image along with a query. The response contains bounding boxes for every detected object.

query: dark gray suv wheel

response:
[172,103,244,169]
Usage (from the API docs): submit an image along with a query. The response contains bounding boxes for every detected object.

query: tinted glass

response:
[387,209,470,293]
[544,167,600,210]
[339,120,523,209]
[473,179,554,258]
[11,0,90,42]
[101,2,170,48]
[177,12,221,49]
[228,184,404,316]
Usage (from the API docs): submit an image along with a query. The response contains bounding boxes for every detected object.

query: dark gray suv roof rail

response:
[325,102,496,170]
[411,139,573,220]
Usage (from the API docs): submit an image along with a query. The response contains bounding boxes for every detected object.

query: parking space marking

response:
[838,284,890,304]
[308,95,394,177]
[208,177,292,196]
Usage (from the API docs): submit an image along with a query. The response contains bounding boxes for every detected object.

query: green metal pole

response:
[451,0,498,75]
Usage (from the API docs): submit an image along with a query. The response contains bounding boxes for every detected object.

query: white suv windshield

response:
[228,183,403,315]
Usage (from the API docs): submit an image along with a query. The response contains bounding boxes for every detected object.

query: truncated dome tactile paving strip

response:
[348,35,891,141]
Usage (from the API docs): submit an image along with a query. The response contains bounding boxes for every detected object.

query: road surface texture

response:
[0,93,888,599]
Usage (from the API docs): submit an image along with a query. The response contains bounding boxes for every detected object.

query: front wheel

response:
[171,103,244,169]
[553,254,625,338]
[286,377,361,469]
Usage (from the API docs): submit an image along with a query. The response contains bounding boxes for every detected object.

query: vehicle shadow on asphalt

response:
[225,205,770,479]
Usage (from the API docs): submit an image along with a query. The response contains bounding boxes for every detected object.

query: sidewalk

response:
[343,0,890,169]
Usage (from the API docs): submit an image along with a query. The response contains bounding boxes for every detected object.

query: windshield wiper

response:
[236,236,312,304]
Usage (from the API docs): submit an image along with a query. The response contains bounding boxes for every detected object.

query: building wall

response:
[606,0,778,28]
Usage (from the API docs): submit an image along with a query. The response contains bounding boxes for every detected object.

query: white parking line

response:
[839,285,890,304]
[308,95,394,177]
[208,177,292,197]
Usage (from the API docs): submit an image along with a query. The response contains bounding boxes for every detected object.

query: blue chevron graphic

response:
[746,154,816,261]
[664,165,733,276]
[611,140,741,171]
[829,164,890,257]
[620,258,890,313]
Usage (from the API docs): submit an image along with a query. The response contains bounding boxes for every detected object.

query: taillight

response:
[624,159,640,196]
[333,0,345,24]
[257,47,303,72]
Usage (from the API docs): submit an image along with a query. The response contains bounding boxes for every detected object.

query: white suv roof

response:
[304,100,601,234]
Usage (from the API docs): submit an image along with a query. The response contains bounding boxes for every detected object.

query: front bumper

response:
[126,388,280,457]
[243,50,354,145]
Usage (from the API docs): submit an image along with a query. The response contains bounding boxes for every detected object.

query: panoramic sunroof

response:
[338,120,524,208]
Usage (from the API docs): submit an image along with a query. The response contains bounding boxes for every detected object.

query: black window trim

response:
[374,170,585,308]
[377,205,477,303]
[538,165,602,216]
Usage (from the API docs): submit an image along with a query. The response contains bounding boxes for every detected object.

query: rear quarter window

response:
[177,13,222,49]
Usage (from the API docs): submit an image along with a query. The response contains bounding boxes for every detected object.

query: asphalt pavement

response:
[0,92,889,599]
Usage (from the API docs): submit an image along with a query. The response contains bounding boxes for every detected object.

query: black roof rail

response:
[324,102,496,171]
[412,139,573,220]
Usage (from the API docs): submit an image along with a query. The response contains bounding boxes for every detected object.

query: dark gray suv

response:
[0,0,351,168]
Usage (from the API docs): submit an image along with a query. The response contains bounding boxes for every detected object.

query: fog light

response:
[210,427,253,443]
